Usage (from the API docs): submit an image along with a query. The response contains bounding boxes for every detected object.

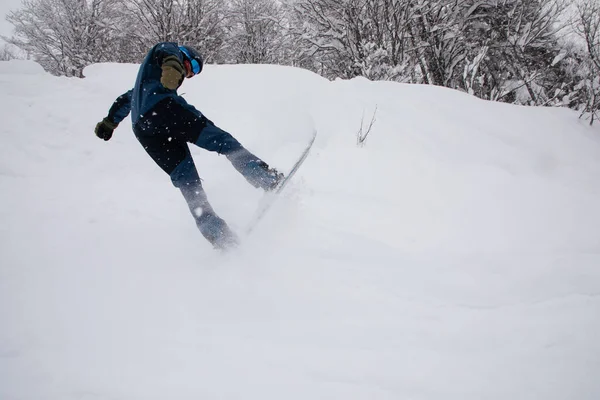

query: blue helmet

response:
[178,45,203,76]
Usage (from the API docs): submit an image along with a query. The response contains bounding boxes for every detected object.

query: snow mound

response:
[1,61,600,400]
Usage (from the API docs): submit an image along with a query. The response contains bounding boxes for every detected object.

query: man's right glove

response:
[161,56,185,90]
[95,118,117,141]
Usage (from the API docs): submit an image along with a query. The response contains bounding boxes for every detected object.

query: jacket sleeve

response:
[106,89,133,125]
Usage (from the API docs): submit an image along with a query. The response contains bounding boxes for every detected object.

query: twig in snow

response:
[357,105,378,147]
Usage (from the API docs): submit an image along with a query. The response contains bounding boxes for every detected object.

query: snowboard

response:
[245,130,317,235]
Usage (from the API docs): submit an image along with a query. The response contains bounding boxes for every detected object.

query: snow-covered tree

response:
[6,0,121,77]
[225,0,288,64]
[288,0,419,80]
[288,0,363,79]
[3,0,588,120]
[459,0,568,105]
[121,0,228,63]
[407,0,483,86]
[569,0,600,124]
[0,44,18,61]
[358,0,418,81]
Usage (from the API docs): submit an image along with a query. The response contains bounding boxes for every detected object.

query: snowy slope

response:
[1,59,600,400]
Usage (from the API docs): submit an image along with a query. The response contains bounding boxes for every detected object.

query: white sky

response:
[0,0,23,39]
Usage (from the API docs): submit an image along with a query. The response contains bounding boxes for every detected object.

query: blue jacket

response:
[107,42,200,127]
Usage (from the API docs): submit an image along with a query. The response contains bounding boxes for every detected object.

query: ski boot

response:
[197,212,239,251]
[255,161,284,191]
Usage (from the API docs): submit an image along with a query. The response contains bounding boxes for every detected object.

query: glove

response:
[95,118,117,141]
[160,56,185,90]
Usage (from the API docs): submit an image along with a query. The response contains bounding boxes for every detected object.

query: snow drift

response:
[1,59,600,400]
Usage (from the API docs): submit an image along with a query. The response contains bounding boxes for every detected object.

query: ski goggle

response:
[179,46,201,75]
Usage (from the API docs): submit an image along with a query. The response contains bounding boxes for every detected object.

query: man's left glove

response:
[161,56,185,90]
[95,118,117,141]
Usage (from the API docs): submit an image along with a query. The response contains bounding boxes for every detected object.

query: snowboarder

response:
[94,42,283,250]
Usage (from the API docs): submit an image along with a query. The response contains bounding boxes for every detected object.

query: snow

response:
[551,51,568,66]
[1,60,600,400]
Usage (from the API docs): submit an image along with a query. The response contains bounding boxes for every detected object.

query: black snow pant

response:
[132,97,270,249]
